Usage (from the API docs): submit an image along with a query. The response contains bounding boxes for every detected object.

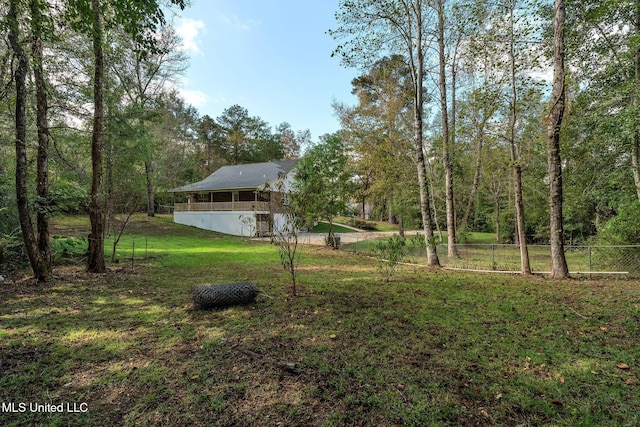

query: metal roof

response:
[168,159,298,193]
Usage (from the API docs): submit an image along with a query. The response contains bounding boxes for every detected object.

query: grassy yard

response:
[2,215,640,426]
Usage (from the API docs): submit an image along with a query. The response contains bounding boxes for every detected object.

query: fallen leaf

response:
[625,378,635,385]
[551,400,563,407]
[616,362,630,370]
[559,377,565,384]
[600,326,608,332]
[480,410,490,418]
[190,375,199,380]
[329,334,337,339]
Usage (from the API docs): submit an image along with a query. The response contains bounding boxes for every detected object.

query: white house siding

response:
[174,211,257,236]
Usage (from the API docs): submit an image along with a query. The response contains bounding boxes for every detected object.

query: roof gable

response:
[169,159,298,193]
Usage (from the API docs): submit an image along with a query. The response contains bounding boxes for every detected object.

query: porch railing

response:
[174,201,270,212]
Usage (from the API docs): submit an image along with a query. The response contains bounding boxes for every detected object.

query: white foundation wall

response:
[271,213,289,235]
[174,211,257,236]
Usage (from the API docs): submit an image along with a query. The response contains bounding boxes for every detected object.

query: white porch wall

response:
[174,211,257,236]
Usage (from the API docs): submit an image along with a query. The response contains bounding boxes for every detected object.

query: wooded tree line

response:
[2,0,639,281]
[0,0,306,280]
[330,0,640,277]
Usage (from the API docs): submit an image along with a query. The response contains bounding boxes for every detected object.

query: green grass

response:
[1,215,640,426]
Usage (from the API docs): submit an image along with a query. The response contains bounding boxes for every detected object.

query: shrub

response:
[0,233,28,271]
[346,217,377,231]
[49,181,90,214]
[372,235,407,282]
[597,201,640,245]
[51,236,88,264]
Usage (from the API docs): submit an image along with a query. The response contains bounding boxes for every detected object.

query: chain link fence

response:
[342,236,640,278]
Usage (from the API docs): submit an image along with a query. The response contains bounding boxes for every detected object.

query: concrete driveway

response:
[298,230,401,246]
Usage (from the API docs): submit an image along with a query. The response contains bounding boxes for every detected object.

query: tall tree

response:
[505,0,531,274]
[275,122,306,160]
[547,0,569,278]
[436,0,457,258]
[7,0,51,281]
[30,0,53,271]
[336,55,416,230]
[214,105,285,164]
[292,133,353,248]
[86,0,106,273]
[565,0,640,204]
[65,0,187,273]
[109,26,188,217]
[635,0,640,202]
[331,0,440,266]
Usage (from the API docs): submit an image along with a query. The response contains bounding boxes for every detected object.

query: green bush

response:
[0,233,28,271]
[51,236,88,264]
[0,174,19,236]
[372,235,407,282]
[597,201,640,244]
[50,181,90,214]
[346,217,377,231]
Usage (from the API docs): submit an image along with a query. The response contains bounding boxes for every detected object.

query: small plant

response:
[266,173,306,296]
[0,231,28,270]
[51,236,88,264]
[372,235,407,282]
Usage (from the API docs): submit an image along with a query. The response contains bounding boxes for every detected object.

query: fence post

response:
[492,245,495,270]
[588,246,592,278]
[132,238,135,271]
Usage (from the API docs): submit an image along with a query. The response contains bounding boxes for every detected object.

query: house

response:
[169,159,298,236]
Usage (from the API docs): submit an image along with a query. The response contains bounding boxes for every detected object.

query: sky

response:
[173,0,358,141]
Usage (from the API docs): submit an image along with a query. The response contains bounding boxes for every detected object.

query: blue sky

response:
[174,0,358,141]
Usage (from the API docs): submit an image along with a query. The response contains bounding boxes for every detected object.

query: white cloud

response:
[179,89,209,108]
[176,17,206,55]
[220,14,258,31]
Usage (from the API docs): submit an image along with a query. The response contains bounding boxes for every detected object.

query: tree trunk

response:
[633,135,640,202]
[413,0,439,266]
[145,161,155,217]
[508,4,531,274]
[634,1,640,202]
[547,0,569,279]
[494,197,501,243]
[87,0,106,273]
[9,0,50,281]
[437,0,457,258]
[427,163,444,243]
[461,128,484,232]
[31,0,52,270]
